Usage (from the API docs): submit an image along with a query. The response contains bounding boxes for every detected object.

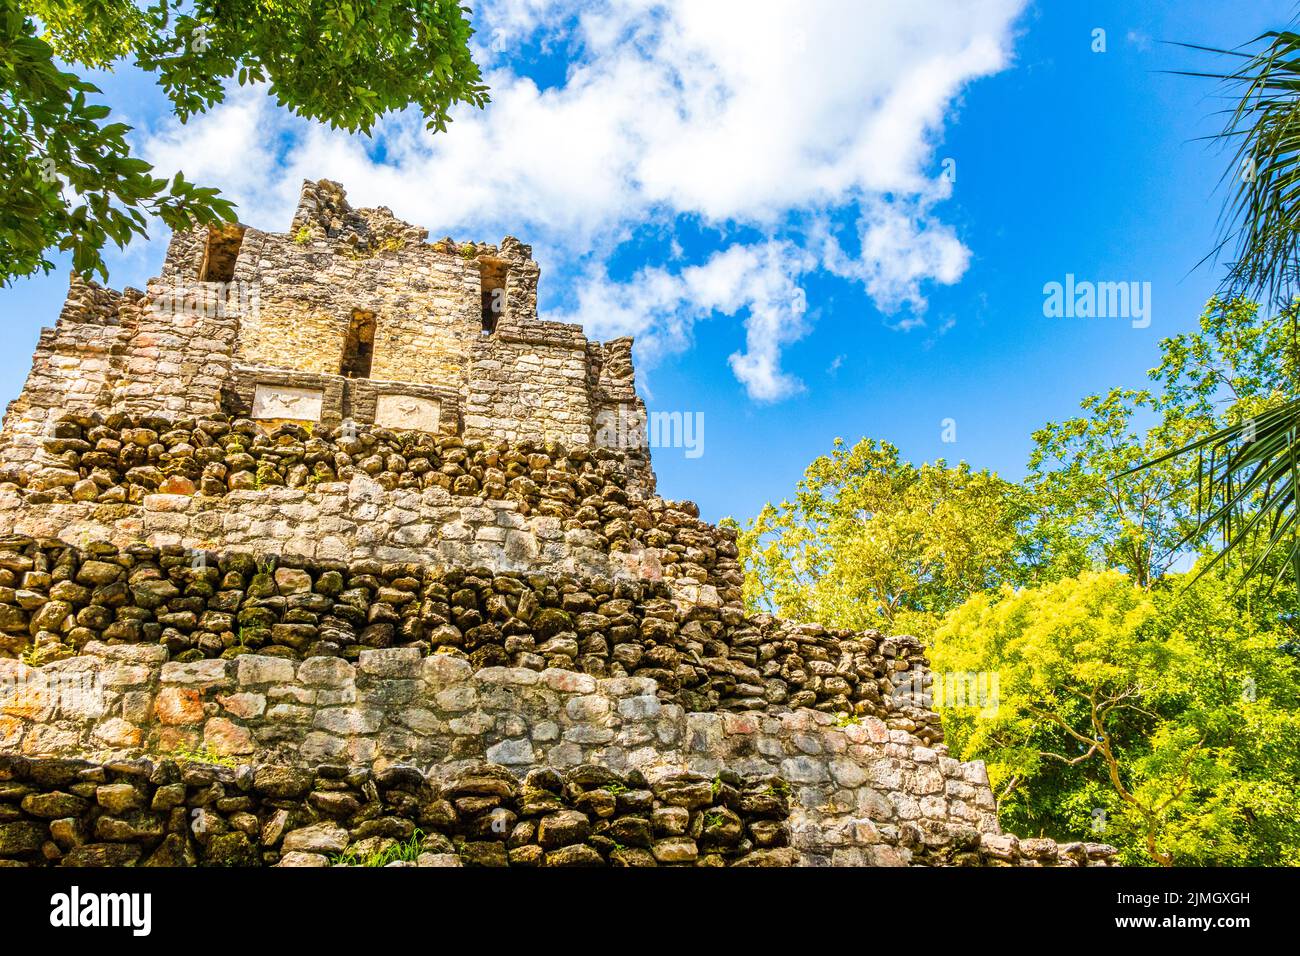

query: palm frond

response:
[1171,31,1300,306]
[1121,400,1300,588]
[1125,29,1300,594]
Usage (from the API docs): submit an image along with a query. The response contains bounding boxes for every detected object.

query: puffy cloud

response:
[557,240,814,401]
[821,198,972,319]
[140,90,299,224]
[132,0,1027,398]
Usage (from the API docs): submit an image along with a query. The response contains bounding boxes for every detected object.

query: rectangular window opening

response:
[341,309,376,379]
[198,224,246,283]
[478,257,509,334]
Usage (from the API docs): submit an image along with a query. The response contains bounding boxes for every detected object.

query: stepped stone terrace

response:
[0,181,1115,868]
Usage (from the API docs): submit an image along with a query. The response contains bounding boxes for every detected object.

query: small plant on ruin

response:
[834,712,860,729]
[253,461,281,489]
[378,237,406,253]
[763,779,791,798]
[704,810,726,830]
[331,830,426,867]
[292,226,313,245]
[170,744,237,768]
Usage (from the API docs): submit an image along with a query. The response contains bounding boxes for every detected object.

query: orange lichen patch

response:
[0,683,54,722]
[155,687,204,725]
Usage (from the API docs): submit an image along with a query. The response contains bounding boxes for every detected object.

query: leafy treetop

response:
[0,1,488,284]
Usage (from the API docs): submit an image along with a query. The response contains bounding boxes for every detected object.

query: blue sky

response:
[2,0,1295,523]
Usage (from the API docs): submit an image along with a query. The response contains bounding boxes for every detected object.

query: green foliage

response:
[1127,24,1300,593]
[1,3,233,282]
[25,0,150,68]
[18,641,44,665]
[1174,30,1300,306]
[729,437,1026,637]
[1147,295,1300,576]
[330,829,426,867]
[1,1,487,285]
[1026,387,1193,587]
[735,294,1300,865]
[1153,297,1300,418]
[169,743,238,768]
[931,569,1300,866]
[1027,297,1299,588]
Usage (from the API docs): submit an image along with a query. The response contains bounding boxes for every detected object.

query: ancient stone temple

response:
[0,180,1112,867]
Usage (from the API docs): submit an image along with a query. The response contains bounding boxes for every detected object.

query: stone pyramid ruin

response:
[0,180,1114,867]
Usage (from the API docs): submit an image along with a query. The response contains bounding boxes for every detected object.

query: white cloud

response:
[556,240,813,401]
[821,198,972,319]
[132,0,1027,399]
[140,92,300,224]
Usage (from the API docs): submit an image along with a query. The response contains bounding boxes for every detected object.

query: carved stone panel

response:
[375,393,441,432]
[252,384,324,422]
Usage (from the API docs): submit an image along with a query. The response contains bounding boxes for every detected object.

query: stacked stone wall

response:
[232,234,485,386]
[112,282,240,419]
[0,651,1115,867]
[0,540,940,739]
[1,278,238,480]
[464,322,599,448]
[0,276,133,481]
[0,751,1114,868]
[11,412,653,504]
[0,755,797,867]
[0,414,688,600]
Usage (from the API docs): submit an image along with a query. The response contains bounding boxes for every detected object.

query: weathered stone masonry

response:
[0,648,1110,867]
[0,181,1113,866]
[0,536,947,736]
[0,755,804,868]
[0,179,652,489]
